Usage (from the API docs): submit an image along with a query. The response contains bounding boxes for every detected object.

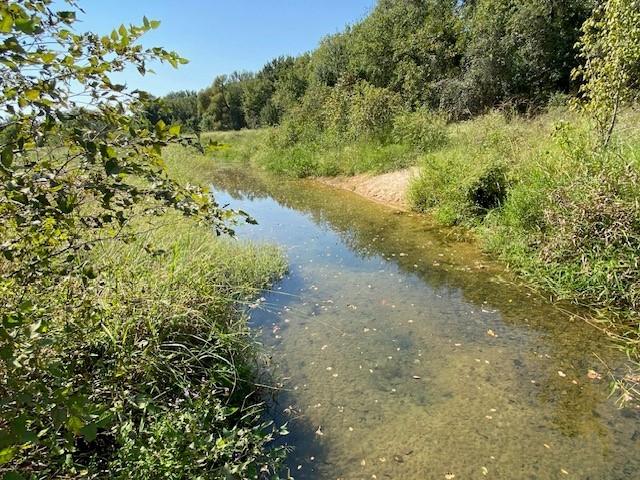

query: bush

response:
[392,107,449,152]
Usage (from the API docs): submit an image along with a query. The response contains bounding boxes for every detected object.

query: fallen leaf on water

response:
[445,474,455,480]
[360,459,366,466]
[321,345,328,350]
[587,370,602,380]
[413,375,421,379]
[378,456,387,462]
[315,426,323,436]
[487,329,497,337]
[558,371,566,378]
[561,469,569,475]
[393,454,404,463]
[481,466,488,476]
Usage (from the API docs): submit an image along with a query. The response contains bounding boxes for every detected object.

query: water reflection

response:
[205,162,639,479]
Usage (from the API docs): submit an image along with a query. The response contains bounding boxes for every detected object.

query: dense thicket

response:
[159,0,596,132]
[0,1,288,477]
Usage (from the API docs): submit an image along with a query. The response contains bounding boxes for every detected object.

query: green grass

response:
[194,106,640,402]
[199,106,640,349]
[93,218,288,479]
[1,144,290,479]
[408,106,640,329]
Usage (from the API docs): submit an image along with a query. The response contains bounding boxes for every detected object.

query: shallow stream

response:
[209,165,640,480]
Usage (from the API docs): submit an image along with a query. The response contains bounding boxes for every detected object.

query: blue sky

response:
[74,1,375,96]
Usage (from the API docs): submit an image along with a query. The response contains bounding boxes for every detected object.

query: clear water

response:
[209,165,640,480]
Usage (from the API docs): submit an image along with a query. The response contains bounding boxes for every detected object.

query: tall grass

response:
[3,144,290,478]
[200,106,640,343]
[409,107,640,328]
[94,219,288,479]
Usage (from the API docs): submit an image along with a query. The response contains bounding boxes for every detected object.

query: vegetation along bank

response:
[0,2,289,478]
[154,0,640,389]
[2,0,640,477]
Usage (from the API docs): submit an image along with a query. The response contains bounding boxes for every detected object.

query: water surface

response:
[210,165,640,480]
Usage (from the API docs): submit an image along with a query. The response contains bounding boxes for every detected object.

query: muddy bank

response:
[316,167,419,210]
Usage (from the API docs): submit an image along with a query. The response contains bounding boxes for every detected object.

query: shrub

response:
[392,107,449,152]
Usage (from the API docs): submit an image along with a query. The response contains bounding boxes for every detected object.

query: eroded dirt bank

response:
[316,167,419,210]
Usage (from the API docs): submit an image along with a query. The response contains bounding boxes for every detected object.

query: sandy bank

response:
[316,167,419,211]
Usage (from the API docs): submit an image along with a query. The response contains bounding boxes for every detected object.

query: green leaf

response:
[80,423,98,443]
[0,14,13,33]
[155,120,166,132]
[104,159,120,175]
[14,18,36,34]
[17,300,34,314]
[2,472,25,480]
[1,147,13,169]
[0,447,15,466]
[66,416,83,436]
[56,11,76,23]
[41,52,56,63]
[169,125,181,136]
[25,90,39,101]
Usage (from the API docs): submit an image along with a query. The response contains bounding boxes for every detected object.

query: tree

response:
[198,74,247,131]
[161,90,200,133]
[458,0,592,115]
[0,0,234,475]
[574,0,640,146]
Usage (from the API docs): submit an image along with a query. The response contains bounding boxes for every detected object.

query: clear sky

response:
[74,1,375,97]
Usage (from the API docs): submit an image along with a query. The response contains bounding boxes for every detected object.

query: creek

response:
[209,164,640,479]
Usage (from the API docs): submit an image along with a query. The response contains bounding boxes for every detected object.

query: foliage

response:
[408,112,515,222]
[198,74,248,131]
[161,90,200,134]
[392,108,449,152]
[457,0,593,117]
[161,0,598,135]
[574,0,640,146]
[0,1,287,477]
[407,107,640,320]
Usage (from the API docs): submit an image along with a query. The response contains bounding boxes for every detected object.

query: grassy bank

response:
[1,146,289,478]
[202,107,640,348]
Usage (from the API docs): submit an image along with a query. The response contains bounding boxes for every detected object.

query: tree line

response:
[151,0,598,133]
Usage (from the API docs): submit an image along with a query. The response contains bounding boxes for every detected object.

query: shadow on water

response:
[206,162,640,479]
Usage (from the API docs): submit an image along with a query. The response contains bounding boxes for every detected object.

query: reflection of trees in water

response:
[210,163,634,461]
[211,165,572,328]
[213,163,619,355]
